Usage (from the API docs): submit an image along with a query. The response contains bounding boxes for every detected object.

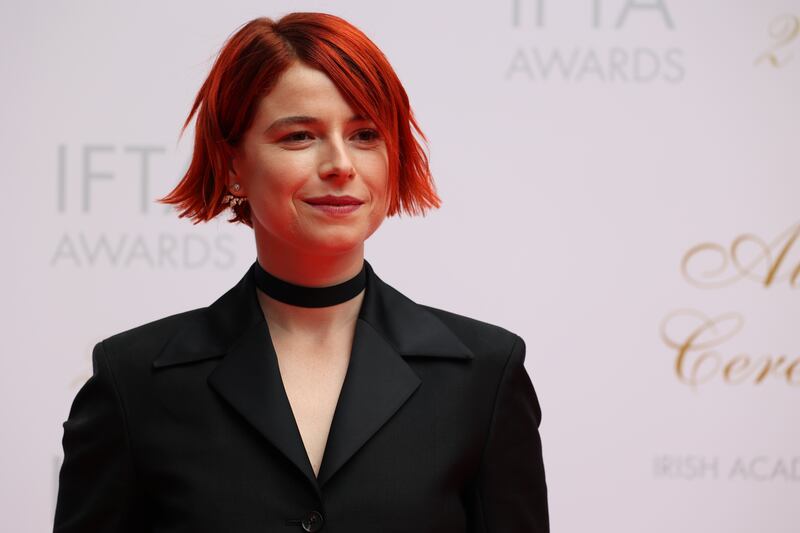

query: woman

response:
[54,12,548,533]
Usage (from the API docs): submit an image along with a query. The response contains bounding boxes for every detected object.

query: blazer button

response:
[301,510,324,532]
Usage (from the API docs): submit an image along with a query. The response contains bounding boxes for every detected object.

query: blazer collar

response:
[152,259,473,492]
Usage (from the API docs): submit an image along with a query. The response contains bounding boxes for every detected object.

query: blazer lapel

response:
[316,316,419,487]
[153,259,475,492]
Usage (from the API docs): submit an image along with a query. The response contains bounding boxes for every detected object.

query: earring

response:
[225,183,246,207]
[225,195,246,207]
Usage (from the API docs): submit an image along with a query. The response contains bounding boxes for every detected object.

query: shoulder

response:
[99,307,208,368]
[421,303,517,341]
[418,303,523,364]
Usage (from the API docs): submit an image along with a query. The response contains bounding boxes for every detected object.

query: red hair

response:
[159,12,441,226]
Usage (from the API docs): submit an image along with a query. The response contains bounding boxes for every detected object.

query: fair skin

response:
[227,61,390,476]
[229,60,390,336]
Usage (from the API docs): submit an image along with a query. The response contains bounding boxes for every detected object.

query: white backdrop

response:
[2,1,799,531]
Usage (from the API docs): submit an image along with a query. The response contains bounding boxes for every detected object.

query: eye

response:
[281,131,314,143]
[353,129,381,143]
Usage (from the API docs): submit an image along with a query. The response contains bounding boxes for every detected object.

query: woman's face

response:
[230,61,390,257]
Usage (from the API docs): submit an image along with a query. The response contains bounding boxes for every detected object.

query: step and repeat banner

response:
[2,1,798,531]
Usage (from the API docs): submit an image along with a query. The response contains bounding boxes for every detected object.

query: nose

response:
[318,136,355,180]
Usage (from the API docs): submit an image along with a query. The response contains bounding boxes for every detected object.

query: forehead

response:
[255,62,354,121]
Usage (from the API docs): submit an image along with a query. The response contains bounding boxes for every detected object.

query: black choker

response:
[252,260,367,308]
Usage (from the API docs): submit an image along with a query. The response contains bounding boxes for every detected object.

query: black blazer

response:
[54,260,548,532]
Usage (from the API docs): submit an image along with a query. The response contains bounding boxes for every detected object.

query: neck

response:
[254,237,366,336]
[256,289,364,338]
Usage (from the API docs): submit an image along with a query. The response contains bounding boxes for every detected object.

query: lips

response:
[304,195,364,206]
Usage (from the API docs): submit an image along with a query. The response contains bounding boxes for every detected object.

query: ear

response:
[227,152,245,194]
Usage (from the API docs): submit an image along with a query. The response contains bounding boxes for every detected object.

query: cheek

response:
[367,174,391,222]
[360,152,390,198]
[249,153,310,202]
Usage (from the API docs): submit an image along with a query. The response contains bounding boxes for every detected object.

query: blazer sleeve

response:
[474,334,549,532]
[53,341,142,532]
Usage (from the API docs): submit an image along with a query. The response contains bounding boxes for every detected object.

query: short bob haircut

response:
[160,12,441,227]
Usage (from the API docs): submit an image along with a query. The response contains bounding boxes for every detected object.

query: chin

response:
[307,232,365,255]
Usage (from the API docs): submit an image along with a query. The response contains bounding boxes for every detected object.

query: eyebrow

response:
[264,114,369,133]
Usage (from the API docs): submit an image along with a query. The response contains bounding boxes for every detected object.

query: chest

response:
[269,327,353,477]
[140,346,487,531]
